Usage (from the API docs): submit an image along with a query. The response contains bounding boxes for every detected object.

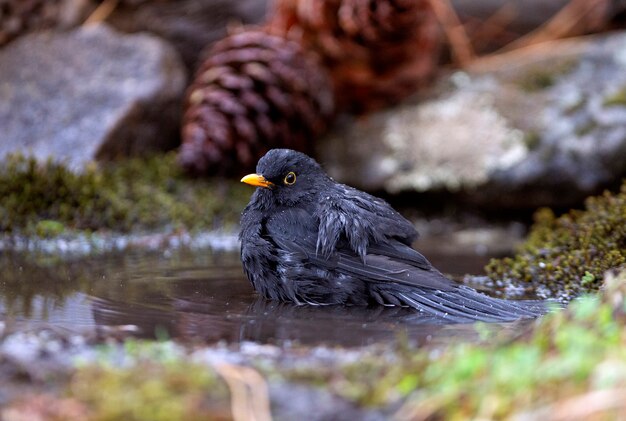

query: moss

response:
[515,60,575,93]
[485,182,626,298]
[68,341,230,421]
[0,153,250,234]
[603,86,626,107]
[523,131,541,150]
[575,120,596,137]
[564,97,585,115]
[518,71,556,92]
[69,362,230,420]
[35,219,66,237]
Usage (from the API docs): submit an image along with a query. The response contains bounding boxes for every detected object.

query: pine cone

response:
[93,0,155,7]
[180,28,334,175]
[269,0,442,113]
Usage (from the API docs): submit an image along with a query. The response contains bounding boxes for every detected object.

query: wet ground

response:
[0,240,525,348]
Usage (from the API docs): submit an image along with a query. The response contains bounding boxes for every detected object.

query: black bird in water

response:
[239,149,548,323]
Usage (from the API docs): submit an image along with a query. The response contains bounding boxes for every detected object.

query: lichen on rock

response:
[383,87,529,192]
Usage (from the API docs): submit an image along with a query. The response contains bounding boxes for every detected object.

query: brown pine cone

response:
[269,0,442,113]
[180,28,334,176]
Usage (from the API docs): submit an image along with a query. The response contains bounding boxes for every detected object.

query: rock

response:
[102,0,269,71]
[0,24,186,170]
[269,382,386,421]
[319,33,626,208]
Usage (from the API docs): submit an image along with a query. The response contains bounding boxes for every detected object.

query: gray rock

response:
[0,24,186,170]
[319,33,626,208]
[103,0,269,71]
[270,382,386,421]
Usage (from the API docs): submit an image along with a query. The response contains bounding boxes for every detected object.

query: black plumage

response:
[240,149,548,323]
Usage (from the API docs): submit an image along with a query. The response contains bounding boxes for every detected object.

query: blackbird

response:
[239,149,548,323]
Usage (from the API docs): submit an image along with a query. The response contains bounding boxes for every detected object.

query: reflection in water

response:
[0,249,525,347]
[92,286,485,347]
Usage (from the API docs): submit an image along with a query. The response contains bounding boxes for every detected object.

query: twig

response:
[393,395,450,421]
[468,34,592,73]
[427,0,476,67]
[214,363,272,421]
[511,388,626,421]
[467,2,517,50]
[496,0,607,53]
[83,0,119,26]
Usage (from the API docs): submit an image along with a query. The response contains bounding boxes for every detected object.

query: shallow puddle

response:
[0,247,529,347]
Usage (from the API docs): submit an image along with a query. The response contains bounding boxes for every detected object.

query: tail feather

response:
[387,286,550,323]
[457,286,546,317]
[398,292,486,323]
[431,291,517,320]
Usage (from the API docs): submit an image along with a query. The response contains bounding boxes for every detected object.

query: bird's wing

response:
[333,246,547,322]
[265,208,547,322]
[265,207,455,292]
[315,184,418,259]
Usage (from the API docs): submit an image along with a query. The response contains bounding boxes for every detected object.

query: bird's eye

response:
[283,172,297,185]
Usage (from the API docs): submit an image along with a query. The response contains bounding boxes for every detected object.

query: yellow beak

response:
[240,173,274,188]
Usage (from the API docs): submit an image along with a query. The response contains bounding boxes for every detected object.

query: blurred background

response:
[2,0,626,212]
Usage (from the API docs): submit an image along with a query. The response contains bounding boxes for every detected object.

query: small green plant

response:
[581,271,595,286]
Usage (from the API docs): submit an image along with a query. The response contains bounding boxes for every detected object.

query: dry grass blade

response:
[427,0,475,66]
[467,34,591,73]
[511,388,626,421]
[83,0,119,26]
[214,363,272,421]
[496,0,608,53]
[466,2,517,50]
[393,395,451,421]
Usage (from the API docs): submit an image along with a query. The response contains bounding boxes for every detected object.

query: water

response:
[0,247,525,347]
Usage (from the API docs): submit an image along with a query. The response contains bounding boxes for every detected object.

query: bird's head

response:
[241,149,330,206]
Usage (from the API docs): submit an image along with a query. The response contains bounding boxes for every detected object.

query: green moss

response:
[515,61,575,93]
[485,182,626,298]
[70,362,230,421]
[0,153,250,234]
[518,71,556,92]
[603,86,626,107]
[523,131,541,150]
[575,121,596,137]
[564,97,585,115]
[34,219,66,237]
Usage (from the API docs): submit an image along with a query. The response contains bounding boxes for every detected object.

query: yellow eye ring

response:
[284,172,297,185]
